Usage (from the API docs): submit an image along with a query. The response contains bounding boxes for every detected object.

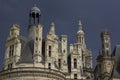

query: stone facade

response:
[0,67,66,80]
[1,5,120,80]
[94,31,120,80]
[0,6,93,80]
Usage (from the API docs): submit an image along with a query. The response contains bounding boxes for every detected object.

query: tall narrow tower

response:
[76,20,86,48]
[70,20,91,79]
[96,30,114,80]
[4,24,21,70]
[45,22,59,70]
[101,31,111,56]
[28,5,43,66]
[60,35,68,73]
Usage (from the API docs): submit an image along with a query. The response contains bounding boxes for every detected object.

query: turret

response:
[45,22,58,70]
[95,30,114,80]
[28,5,41,40]
[76,20,87,50]
[27,5,43,66]
[49,22,55,35]
[77,20,85,44]
[29,4,41,25]
[101,30,111,56]
[9,24,20,37]
[4,24,21,70]
[59,35,68,72]
[33,24,43,65]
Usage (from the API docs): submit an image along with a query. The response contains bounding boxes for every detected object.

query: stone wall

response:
[0,67,66,80]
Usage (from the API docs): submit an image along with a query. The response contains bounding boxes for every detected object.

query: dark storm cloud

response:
[0,0,120,69]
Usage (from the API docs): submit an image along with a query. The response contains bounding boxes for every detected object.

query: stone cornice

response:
[0,67,66,80]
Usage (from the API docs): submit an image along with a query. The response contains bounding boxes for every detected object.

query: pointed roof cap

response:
[11,24,20,30]
[51,22,55,26]
[30,4,41,14]
[77,20,84,34]
[49,22,55,34]
[78,20,82,30]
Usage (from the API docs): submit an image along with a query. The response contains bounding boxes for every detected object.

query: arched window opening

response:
[74,58,77,68]
[48,45,52,57]
[9,45,14,57]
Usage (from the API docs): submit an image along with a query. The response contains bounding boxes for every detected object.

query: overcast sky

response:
[0,0,120,70]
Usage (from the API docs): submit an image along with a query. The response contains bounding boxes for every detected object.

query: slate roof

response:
[112,45,120,78]
[113,69,120,78]
[18,36,34,63]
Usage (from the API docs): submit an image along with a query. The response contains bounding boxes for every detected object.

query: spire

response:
[101,30,111,56]
[78,20,82,30]
[77,20,84,34]
[49,22,55,34]
[76,20,85,45]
